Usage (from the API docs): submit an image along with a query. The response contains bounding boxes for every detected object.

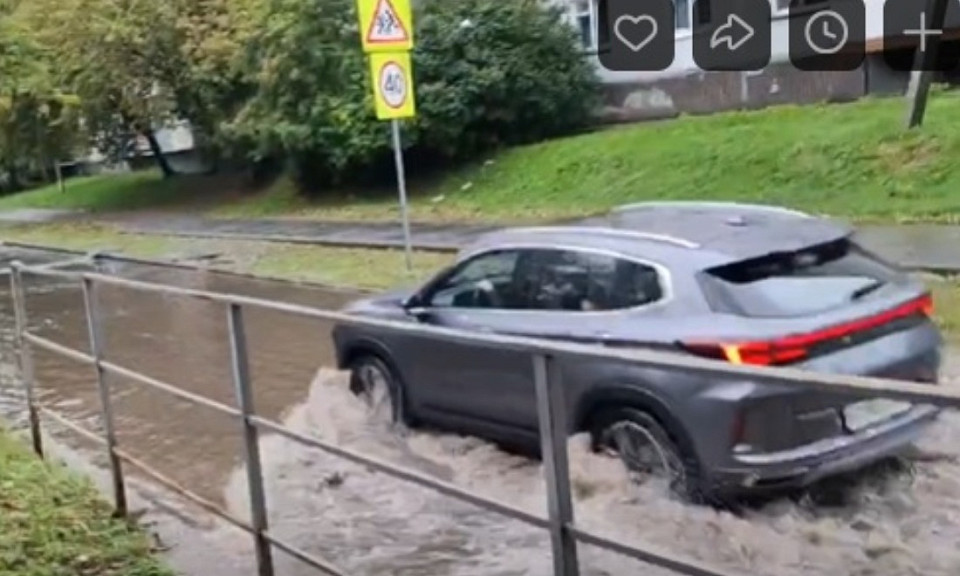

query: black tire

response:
[589,407,704,503]
[348,354,406,426]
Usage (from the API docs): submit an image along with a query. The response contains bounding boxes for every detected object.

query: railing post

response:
[9,262,43,458]
[81,275,127,516]
[227,303,274,576]
[533,353,579,576]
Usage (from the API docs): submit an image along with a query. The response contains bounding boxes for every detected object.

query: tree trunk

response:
[6,162,22,192]
[144,130,175,178]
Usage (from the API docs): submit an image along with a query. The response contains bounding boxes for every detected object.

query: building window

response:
[675,0,691,31]
[573,0,597,49]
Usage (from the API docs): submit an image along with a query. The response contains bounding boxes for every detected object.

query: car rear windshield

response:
[698,238,904,318]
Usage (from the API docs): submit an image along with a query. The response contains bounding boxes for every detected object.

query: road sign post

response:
[357,0,416,271]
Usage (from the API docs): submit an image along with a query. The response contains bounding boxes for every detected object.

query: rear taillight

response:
[682,293,934,367]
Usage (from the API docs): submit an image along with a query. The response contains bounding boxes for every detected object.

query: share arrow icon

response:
[710,13,756,51]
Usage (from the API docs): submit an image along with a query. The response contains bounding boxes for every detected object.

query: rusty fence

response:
[7,255,960,576]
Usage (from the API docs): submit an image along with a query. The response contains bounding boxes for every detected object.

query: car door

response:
[397,245,670,443]
[399,248,538,440]
[400,248,615,438]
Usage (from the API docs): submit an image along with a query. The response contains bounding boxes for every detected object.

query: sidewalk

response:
[114,214,960,274]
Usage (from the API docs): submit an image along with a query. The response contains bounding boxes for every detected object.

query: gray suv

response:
[331,202,942,502]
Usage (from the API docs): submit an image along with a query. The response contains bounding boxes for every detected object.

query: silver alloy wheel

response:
[602,421,686,489]
[356,362,395,424]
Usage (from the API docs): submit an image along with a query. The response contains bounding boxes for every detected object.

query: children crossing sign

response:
[357,0,413,52]
[370,52,416,120]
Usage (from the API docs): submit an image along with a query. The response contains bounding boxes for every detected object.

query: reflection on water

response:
[2,248,960,576]
[0,249,356,502]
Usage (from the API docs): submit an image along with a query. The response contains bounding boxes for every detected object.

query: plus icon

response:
[884,0,960,72]
[904,10,943,53]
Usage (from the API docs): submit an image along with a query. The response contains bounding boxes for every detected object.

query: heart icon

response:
[614,14,659,53]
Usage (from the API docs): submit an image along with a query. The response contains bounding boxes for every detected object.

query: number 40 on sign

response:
[370,51,416,120]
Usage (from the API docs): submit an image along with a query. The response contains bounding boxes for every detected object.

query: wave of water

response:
[223,364,960,576]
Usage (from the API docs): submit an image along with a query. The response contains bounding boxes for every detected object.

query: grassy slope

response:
[0,431,171,576]
[216,94,960,223]
[0,171,247,213]
[3,95,960,223]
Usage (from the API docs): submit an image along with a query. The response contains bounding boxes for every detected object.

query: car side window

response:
[426,250,522,309]
[523,250,664,312]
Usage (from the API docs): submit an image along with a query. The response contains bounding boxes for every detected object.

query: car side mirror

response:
[403,294,429,318]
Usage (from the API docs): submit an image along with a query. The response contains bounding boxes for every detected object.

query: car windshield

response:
[699,238,903,318]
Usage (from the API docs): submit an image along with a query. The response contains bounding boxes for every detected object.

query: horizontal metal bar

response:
[569,525,736,576]
[113,446,253,533]
[37,405,106,447]
[99,359,243,419]
[32,255,94,271]
[250,416,551,530]
[262,531,347,576]
[0,256,87,277]
[24,332,95,364]
[13,261,960,409]
[22,331,242,420]
[0,240,88,256]
[2,240,369,295]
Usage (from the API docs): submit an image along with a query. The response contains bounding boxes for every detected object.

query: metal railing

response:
[7,255,960,576]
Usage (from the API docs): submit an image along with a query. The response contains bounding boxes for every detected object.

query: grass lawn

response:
[4,95,960,224]
[0,431,171,576]
[0,171,247,213]
[214,93,960,224]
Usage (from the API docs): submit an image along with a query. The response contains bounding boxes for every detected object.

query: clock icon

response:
[804,10,849,55]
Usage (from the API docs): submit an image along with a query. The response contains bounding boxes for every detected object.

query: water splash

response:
[223,365,960,576]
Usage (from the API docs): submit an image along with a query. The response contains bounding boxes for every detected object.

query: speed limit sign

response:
[369,51,416,119]
[379,61,407,108]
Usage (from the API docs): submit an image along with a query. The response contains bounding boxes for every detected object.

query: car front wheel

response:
[348,354,405,426]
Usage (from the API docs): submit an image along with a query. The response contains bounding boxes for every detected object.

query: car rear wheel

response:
[591,408,699,501]
[349,354,405,426]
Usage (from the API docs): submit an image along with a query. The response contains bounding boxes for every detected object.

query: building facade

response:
[561,0,950,123]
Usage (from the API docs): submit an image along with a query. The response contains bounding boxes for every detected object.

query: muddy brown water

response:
[2,247,960,576]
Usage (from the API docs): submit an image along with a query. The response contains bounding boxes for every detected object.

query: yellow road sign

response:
[357,0,413,53]
[370,51,416,120]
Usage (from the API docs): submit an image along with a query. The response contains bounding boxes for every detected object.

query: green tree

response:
[0,2,81,191]
[21,0,184,177]
[228,0,598,190]
[224,0,378,186]
[411,0,599,158]
[173,0,264,165]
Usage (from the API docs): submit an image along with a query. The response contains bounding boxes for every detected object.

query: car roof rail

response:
[510,226,700,249]
[611,201,813,219]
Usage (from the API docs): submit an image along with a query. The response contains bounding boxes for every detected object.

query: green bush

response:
[226,0,599,190]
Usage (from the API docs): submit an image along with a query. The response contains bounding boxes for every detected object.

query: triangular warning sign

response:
[366,0,410,44]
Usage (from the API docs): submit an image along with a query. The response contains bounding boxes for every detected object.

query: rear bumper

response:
[710,404,940,494]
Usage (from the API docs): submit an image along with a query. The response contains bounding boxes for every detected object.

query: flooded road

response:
[2,247,960,576]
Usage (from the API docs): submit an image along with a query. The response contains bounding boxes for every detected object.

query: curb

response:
[119,228,461,254]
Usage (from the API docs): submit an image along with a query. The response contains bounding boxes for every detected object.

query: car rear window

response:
[698,238,904,318]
